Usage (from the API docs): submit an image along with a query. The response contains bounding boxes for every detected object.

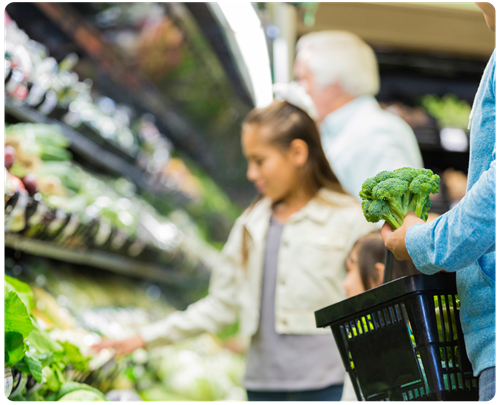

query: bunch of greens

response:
[6,124,72,171]
[5,275,105,401]
[137,337,247,401]
[360,167,440,229]
[420,94,472,130]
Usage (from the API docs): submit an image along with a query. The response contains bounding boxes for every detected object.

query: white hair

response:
[296,31,380,97]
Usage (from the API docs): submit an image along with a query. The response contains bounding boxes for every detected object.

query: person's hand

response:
[91,334,145,355]
[381,212,424,261]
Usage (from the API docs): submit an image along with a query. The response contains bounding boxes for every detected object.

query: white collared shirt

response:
[321,95,423,200]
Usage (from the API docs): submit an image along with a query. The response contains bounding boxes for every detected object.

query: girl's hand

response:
[91,334,146,355]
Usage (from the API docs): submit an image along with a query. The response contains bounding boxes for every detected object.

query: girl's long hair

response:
[241,100,347,267]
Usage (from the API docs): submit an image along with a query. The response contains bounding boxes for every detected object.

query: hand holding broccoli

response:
[381,213,424,260]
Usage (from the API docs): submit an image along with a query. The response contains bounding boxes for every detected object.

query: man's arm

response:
[382,159,495,274]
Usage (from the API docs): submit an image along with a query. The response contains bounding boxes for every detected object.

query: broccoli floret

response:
[365,199,403,230]
[372,178,408,222]
[417,168,435,177]
[359,177,378,200]
[393,167,419,183]
[393,167,419,210]
[360,167,440,229]
[409,174,440,218]
[374,171,394,183]
[421,198,432,222]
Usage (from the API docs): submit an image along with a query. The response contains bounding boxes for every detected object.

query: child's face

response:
[242,124,306,202]
[343,247,385,298]
[343,250,366,298]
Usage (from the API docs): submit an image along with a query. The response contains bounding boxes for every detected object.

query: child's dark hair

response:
[352,231,420,290]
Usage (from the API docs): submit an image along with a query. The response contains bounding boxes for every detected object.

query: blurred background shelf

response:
[34,2,215,173]
[5,97,192,207]
[5,233,210,288]
[6,2,256,206]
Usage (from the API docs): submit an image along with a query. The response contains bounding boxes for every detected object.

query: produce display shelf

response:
[34,2,215,175]
[5,233,210,288]
[5,97,191,207]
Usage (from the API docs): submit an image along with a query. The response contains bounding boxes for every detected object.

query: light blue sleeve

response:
[405,159,496,274]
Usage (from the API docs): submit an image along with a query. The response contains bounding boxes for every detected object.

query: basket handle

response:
[382,248,394,284]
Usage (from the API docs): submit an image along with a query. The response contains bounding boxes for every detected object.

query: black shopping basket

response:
[315,251,479,401]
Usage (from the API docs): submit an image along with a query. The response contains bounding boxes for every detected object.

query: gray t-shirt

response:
[243,217,345,391]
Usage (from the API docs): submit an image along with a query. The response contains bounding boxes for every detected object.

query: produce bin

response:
[315,272,479,401]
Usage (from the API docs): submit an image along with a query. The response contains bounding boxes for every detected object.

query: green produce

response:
[5,291,33,367]
[360,167,440,228]
[421,94,472,130]
[4,275,101,400]
[56,382,107,401]
[5,124,71,162]
[57,389,106,401]
[138,384,191,401]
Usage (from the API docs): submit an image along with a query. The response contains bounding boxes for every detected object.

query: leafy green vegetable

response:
[58,389,106,401]
[5,290,34,367]
[22,354,44,383]
[5,332,25,367]
[42,365,66,392]
[56,382,107,401]
[5,275,34,312]
[58,341,90,371]
[360,167,440,228]
[26,321,64,354]
[421,94,471,130]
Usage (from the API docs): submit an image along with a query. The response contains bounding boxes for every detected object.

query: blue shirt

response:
[405,50,496,377]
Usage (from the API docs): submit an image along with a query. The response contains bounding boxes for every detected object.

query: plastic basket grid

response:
[316,273,479,401]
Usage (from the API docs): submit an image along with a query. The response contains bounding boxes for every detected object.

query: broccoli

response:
[359,177,378,200]
[359,167,440,229]
[363,199,403,230]
[393,167,419,210]
[372,178,408,220]
[408,174,441,219]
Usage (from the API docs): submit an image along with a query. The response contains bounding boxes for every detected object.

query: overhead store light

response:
[210,2,273,108]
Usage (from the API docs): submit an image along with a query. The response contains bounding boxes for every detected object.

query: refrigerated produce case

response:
[4,4,253,400]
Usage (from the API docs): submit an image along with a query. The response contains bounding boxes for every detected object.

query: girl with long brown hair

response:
[93,100,374,401]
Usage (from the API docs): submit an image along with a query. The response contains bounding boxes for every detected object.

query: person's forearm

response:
[405,161,495,273]
[138,294,238,349]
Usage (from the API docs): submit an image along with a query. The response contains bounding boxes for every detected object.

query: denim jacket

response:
[405,50,496,376]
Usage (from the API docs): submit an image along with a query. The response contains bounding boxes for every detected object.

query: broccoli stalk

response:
[363,199,403,230]
[409,175,440,218]
[393,167,419,213]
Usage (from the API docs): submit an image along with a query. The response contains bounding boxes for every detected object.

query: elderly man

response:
[294,31,423,199]
[381,3,495,401]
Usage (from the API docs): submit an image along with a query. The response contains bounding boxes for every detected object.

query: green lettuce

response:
[5,291,34,367]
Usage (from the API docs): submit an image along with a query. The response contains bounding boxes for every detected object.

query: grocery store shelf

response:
[5,97,191,206]
[184,3,254,107]
[5,233,210,288]
[34,2,215,174]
